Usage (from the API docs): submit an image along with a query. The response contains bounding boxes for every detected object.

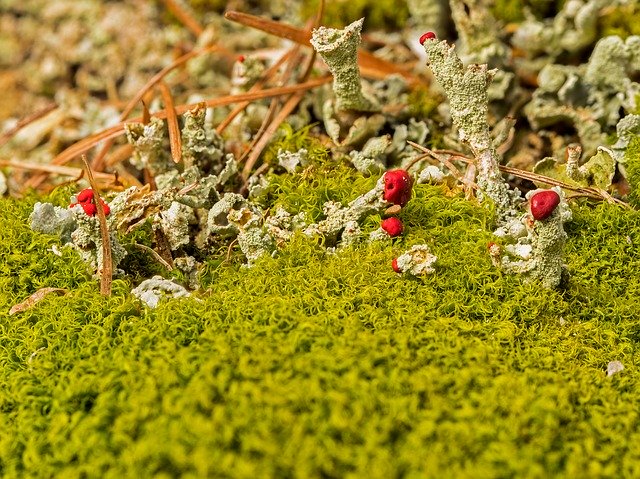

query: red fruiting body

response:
[381,217,403,237]
[76,188,94,203]
[70,187,110,217]
[392,258,401,273]
[81,202,97,217]
[383,169,412,206]
[530,190,560,221]
[419,32,436,44]
[100,200,111,216]
[238,55,245,63]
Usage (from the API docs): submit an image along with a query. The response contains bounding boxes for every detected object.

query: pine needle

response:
[158,81,182,163]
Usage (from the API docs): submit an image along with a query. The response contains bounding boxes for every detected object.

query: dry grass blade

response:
[160,0,204,37]
[9,288,68,315]
[82,156,112,296]
[224,10,422,85]
[158,81,182,163]
[0,102,58,147]
[49,77,332,170]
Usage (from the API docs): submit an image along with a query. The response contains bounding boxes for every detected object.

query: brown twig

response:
[0,159,116,182]
[158,81,182,163]
[82,156,113,296]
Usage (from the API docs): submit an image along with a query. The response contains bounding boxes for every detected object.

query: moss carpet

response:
[2,176,640,478]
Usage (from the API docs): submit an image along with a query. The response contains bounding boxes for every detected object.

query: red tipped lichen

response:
[381,217,403,237]
[81,202,97,217]
[76,188,94,203]
[530,190,560,221]
[419,32,436,44]
[383,170,413,207]
[70,188,110,217]
[392,258,401,273]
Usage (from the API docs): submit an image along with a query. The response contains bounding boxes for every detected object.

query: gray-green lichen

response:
[124,117,173,175]
[311,19,379,113]
[180,106,225,170]
[131,275,191,308]
[349,135,390,175]
[30,202,76,243]
[512,0,608,59]
[492,187,572,289]
[277,148,308,173]
[533,144,616,190]
[304,175,389,246]
[394,244,437,276]
[230,55,266,94]
[422,37,520,225]
[612,114,640,164]
[525,35,640,157]
[422,36,574,288]
[31,195,127,275]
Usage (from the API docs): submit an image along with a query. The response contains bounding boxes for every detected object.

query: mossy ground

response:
[2,171,640,478]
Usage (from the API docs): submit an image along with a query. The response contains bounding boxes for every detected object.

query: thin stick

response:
[82,156,112,296]
[409,142,630,208]
[158,81,182,163]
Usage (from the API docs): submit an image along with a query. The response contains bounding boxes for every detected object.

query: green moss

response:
[598,4,640,39]
[4,175,640,476]
[256,161,375,224]
[261,123,330,168]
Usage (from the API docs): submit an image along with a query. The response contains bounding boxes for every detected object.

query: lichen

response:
[422,37,520,225]
[524,35,640,157]
[131,275,191,308]
[394,243,437,275]
[311,19,379,113]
